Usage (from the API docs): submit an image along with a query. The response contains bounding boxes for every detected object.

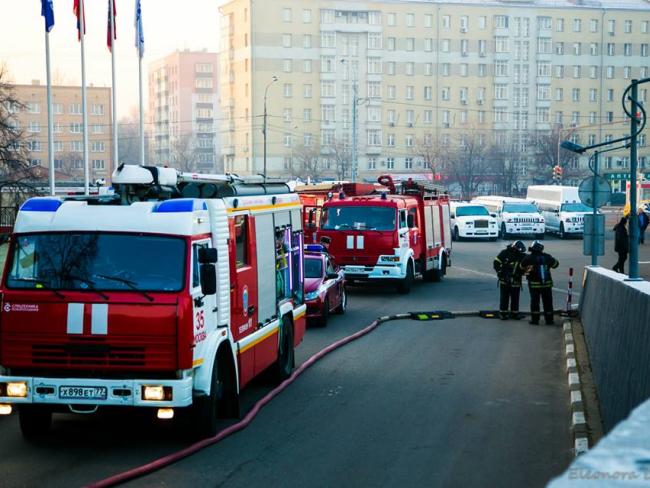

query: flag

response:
[134,0,144,58]
[107,0,117,51]
[41,0,55,32]
[73,0,85,40]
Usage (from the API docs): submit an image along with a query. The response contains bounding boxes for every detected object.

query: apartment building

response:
[10,81,112,182]
[218,0,650,188]
[148,50,221,172]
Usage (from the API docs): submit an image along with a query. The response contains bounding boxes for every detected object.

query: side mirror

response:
[200,263,217,295]
[198,247,218,264]
[407,214,415,228]
[326,272,339,280]
[490,213,497,218]
[450,213,456,219]
[554,209,560,214]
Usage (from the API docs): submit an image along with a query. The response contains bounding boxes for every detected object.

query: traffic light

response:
[552,165,563,184]
[434,173,442,181]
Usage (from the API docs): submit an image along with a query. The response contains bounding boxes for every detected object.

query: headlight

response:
[465,221,473,226]
[305,291,319,301]
[142,385,165,401]
[6,382,27,398]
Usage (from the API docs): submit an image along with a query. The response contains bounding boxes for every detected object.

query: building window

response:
[303,59,312,73]
[386,133,395,146]
[282,33,292,48]
[441,39,450,52]
[387,85,396,100]
[367,129,381,146]
[590,19,599,33]
[495,37,509,53]
[367,57,382,74]
[52,103,63,114]
[282,8,292,22]
[556,18,564,32]
[387,157,395,170]
[70,122,82,133]
[91,141,105,152]
[283,83,293,98]
[624,20,632,33]
[283,59,293,73]
[406,86,414,100]
[608,19,615,34]
[367,81,381,98]
[92,159,105,170]
[320,31,335,48]
[28,121,40,133]
[442,15,450,29]
[303,84,312,98]
[387,37,395,51]
[573,65,581,78]
[302,9,311,23]
[27,102,40,114]
[195,78,213,89]
[405,62,414,76]
[405,157,413,169]
[69,103,82,114]
[495,15,508,29]
[406,13,415,27]
[303,34,312,48]
[424,38,433,52]
[320,80,334,98]
[424,14,433,28]
[606,66,615,78]
[573,18,581,32]
[387,12,396,26]
[368,32,382,49]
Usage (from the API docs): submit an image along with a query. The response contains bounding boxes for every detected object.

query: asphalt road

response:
[0,237,612,488]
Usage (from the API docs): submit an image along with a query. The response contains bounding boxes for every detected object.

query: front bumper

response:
[305,298,325,318]
[343,264,405,281]
[0,375,194,408]
[505,224,545,235]
[460,228,498,238]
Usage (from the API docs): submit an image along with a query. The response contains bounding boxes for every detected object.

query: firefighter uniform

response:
[493,241,526,320]
[521,241,559,325]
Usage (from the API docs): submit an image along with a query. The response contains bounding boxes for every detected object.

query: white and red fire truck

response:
[0,165,306,438]
[317,175,452,294]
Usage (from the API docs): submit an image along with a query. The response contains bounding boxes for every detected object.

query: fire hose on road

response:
[86,305,577,488]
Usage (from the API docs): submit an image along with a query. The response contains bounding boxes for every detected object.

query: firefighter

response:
[521,240,559,326]
[493,240,526,320]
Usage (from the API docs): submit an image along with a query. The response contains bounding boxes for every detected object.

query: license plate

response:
[476,230,487,234]
[59,386,107,400]
[345,266,365,274]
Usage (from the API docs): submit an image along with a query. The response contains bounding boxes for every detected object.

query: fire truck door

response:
[407,207,422,256]
[191,239,217,367]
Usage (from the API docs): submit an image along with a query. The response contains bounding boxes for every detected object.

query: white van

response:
[471,196,545,239]
[450,202,498,241]
[526,185,592,238]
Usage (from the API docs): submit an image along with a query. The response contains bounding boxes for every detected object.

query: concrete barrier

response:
[579,267,650,432]
[548,397,650,487]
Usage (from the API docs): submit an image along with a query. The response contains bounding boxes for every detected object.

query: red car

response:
[304,246,347,326]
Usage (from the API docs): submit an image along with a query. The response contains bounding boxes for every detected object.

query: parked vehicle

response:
[472,196,545,239]
[0,165,307,439]
[304,244,346,326]
[317,175,451,294]
[624,179,650,216]
[450,202,498,241]
[526,185,592,238]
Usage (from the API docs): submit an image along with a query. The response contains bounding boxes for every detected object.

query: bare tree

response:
[170,134,200,172]
[439,131,492,200]
[292,144,323,181]
[0,65,41,207]
[532,127,584,184]
[411,134,439,179]
[324,138,351,180]
[117,114,141,165]
[488,134,524,197]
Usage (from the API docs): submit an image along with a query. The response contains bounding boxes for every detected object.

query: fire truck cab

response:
[0,165,306,439]
[317,175,451,294]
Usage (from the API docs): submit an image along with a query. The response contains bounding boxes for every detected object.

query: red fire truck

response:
[297,182,382,244]
[0,165,306,438]
[317,175,452,294]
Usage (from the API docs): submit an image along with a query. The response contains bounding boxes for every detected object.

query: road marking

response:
[453,265,581,297]
[639,261,650,264]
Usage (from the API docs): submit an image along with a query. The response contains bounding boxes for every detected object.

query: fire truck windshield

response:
[6,233,186,292]
[321,206,396,231]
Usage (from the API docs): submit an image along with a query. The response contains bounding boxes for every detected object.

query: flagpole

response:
[45,28,55,196]
[139,55,144,165]
[110,0,118,174]
[80,0,89,195]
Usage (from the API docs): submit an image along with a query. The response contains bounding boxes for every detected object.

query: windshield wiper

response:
[63,274,109,301]
[95,274,154,302]
[9,277,65,299]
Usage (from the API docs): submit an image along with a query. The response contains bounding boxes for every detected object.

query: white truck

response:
[471,196,545,239]
[526,185,592,239]
[450,202,499,241]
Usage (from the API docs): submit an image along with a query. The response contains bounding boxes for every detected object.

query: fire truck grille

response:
[31,343,146,367]
[340,255,376,265]
[474,220,489,228]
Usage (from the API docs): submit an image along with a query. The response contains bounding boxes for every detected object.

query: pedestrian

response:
[521,241,559,326]
[612,216,629,273]
[493,240,526,320]
[638,208,649,245]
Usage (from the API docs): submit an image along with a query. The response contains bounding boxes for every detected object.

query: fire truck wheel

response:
[334,287,347,314]
[396,261,414,294]
[432,255,447,282]
[193,360,224,438]
[272,315,295,381]
[18,405,52,438]
[319,298,330,327]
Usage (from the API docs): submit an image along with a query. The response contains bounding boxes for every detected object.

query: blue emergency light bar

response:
[153,199,208,213]
[19,198,63,212]
[305,244,326,253]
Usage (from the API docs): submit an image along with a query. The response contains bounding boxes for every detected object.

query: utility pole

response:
[628,80,640,280]
[263,76,278,178]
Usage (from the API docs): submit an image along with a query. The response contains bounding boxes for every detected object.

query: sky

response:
[0,0,219,117]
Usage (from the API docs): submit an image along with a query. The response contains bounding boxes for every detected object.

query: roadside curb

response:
[563,320,589,456]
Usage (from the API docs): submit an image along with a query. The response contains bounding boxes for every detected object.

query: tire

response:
[559,223,566,239]
[319,297,330,327]
[453,226,460,242]
[18,406,52,439]
[272,316,295,382]
[501,223,508,239]
[192,358,224,438]
[334,286,347,314]
[396,261,414,294]
[432,255,447,282]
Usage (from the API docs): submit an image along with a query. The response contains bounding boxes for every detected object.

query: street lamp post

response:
[263,76,278,178]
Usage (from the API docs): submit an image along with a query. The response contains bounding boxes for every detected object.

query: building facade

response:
[10,81,112,183]
[219,0,650,190]
[148,50,221,173]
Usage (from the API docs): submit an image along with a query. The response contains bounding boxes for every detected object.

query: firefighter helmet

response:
[529,240,544,253]
[512,240,526,253]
